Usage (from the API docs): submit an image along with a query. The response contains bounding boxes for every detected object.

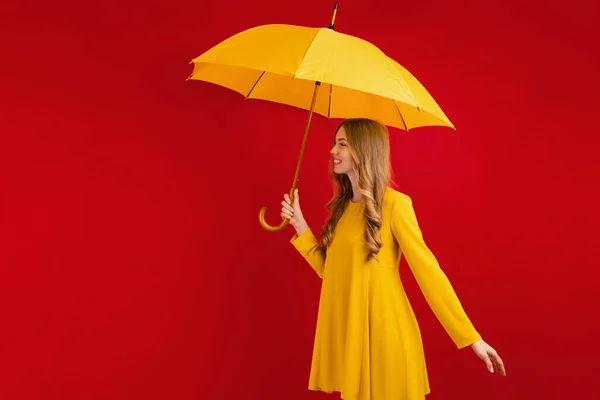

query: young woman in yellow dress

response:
[280,118,505,400]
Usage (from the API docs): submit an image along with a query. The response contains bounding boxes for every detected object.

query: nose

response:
[330,145,337,155]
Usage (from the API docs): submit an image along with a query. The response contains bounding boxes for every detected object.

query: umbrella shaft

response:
[256,81,321,232]
[289,81,321,199]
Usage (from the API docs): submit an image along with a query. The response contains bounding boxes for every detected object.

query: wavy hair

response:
[317,118,392,262]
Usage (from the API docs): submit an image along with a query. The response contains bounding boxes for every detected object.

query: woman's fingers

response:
[282,191,303,222]
[281,200,294,212]
[483,355,494,373]
[491,353,506,376]
[281,212,293,219]
[281,199,294,219]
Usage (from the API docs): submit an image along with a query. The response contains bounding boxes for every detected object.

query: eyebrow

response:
[336,138,347,142]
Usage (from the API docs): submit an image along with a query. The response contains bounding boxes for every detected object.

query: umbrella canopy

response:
[189,24,453,131]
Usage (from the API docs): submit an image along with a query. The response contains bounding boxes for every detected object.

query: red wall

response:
[1,0,599,399]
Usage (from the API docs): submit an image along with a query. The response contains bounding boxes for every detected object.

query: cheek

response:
[343,151,353,164]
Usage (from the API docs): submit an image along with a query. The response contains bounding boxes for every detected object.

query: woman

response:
[280,118,505,400]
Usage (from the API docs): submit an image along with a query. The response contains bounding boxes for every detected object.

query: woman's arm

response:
[290,228,325,278]
[282,189,325,278]
[391,192,481,349]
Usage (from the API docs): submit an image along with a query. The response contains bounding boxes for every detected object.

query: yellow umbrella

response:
[188,3,454,232]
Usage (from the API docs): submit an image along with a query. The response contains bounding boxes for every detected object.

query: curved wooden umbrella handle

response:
[258,206,289,232]
[258,82,321,232]
[258,187,296,232]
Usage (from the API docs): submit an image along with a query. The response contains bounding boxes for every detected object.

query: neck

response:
[347,172,361,202]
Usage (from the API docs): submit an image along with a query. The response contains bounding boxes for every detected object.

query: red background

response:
[1,0,599,399]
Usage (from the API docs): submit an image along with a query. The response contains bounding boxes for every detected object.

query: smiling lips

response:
[333,158,342,165]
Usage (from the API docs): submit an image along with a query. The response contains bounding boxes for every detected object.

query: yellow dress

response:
[291,187,481,400]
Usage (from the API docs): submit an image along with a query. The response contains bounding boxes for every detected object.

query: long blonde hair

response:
[317,118,392,262]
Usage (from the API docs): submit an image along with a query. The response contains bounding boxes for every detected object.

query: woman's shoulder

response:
[383,187,416,227]
[384,186,412,205]
[384,187,415,216]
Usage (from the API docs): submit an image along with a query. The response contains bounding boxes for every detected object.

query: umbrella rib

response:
[394,102,409,131]
[245,71,265,99]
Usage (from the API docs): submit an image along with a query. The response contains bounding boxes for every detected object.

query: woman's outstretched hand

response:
[471,339,506,376]
[281,189,308,236]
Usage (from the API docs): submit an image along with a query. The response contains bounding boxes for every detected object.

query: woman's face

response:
[331,126,354,175]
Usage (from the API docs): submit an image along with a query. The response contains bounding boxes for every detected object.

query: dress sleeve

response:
[391,193,481,349]
[290,228,325,279]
